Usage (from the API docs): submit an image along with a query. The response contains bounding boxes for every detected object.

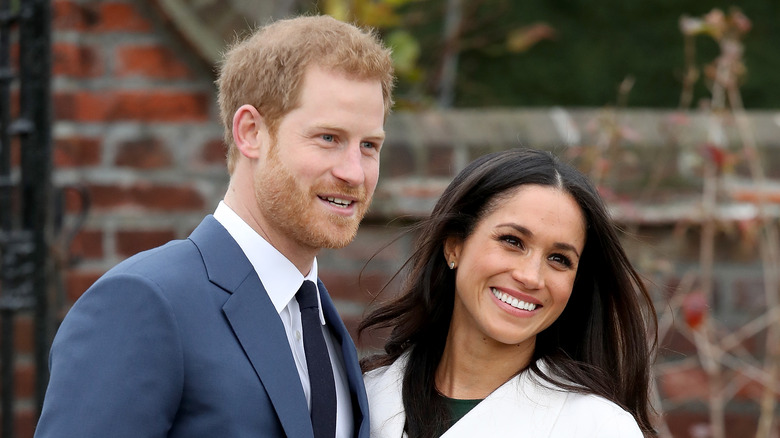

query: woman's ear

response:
[232,104,267,159]
[443,236,462,269]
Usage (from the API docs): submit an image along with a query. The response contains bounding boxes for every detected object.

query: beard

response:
[254,146,372,251]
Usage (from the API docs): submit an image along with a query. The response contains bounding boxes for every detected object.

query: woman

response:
[360,148,657,437]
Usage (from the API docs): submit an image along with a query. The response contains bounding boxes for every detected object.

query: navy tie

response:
[296,280,337,438]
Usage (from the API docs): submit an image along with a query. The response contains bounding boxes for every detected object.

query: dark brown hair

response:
[360,148,658,437]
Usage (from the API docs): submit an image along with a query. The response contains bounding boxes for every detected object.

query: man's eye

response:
[361,141,376,149]
[321,134,334,142]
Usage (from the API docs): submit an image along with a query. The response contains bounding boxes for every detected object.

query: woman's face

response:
[444,184,586,352]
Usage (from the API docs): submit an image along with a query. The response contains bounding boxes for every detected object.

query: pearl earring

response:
[449,261,455,269]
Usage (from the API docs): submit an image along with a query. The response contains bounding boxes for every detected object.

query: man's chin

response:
[315,222,361,249]
[321,229,360,249]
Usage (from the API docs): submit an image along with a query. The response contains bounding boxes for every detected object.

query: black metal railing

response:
[0,0,52,436]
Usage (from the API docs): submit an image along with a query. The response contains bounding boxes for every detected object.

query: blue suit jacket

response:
[35,216,370,437]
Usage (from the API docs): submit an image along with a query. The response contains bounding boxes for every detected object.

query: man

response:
[35,15,394,438]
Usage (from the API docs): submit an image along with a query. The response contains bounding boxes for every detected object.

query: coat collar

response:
[190,216,370,437]
[189,216,312,437]
[364,352,569,438]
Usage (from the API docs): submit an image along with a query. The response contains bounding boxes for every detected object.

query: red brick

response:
[116,230,176,257]
[13,315,34,355]
[9,41,19,70]
[128,184,205,211]
[658,365,709,401]
[8,89,19,121]
[659,326,697,358]
[54,136,102,167]
[53,1,98,31]
[343,314,390,353]
[54,91,210,122]
[427,144,454,177]
[14,362,35,399]
[65,270,103,302]
[381,142,415,177]
[113,91,210,122]
[732,368,780,402]
[86,184,129,209]
[70,229,104,259]
[53,1,151,33]
[62,184,92,214]
[117,45,193,79]
[663,411,769,438]
[318,272,393,304]
[115,138,172,169]
[336,227,406,264]
[53,42,103,78]
[201,139,227,164]
[14,408,37,438]
[87,184,204,211]
[9,136,21,166]
[95,2,152,32]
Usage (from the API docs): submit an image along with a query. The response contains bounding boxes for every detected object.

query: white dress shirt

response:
[214,201,353,438]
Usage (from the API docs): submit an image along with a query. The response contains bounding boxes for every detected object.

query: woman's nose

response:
[512,256,544,290]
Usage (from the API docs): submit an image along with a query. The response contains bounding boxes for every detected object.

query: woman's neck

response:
[434,328,535,400]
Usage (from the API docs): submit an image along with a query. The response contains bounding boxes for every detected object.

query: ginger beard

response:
[254,142,372,250]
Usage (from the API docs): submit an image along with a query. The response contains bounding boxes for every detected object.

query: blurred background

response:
[1,0,778,437]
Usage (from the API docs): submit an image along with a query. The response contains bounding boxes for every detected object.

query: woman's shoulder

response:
[523,362,644,436]
[559,390,635,417]
[363,352,409,389]
[555,392,642,436]
[363,353,410,438]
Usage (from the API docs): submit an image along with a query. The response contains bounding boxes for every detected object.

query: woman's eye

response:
[501,235,523,249]
[549,254,573,268]
[361,141,376,150]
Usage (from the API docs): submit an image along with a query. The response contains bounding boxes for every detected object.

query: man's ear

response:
[232,104,267,159]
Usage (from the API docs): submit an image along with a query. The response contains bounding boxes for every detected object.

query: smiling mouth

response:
[491,288,539,311]
[319,196,354,209]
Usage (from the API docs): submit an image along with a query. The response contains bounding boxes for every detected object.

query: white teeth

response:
[491,288,537,311]
[325,197,352,208]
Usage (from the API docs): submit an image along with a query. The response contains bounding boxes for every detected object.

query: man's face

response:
[254,65,386,254]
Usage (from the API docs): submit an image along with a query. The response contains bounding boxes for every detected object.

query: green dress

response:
[442,395,483,429]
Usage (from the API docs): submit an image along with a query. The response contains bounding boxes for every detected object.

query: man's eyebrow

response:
[313,124,386,141]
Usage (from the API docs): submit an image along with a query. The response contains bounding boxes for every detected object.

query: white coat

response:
[364,353,644,437]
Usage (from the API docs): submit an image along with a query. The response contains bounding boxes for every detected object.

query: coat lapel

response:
[443,363,567,437]
[365,352,568,438]
[190,216,312,438]
[318,280,370,438]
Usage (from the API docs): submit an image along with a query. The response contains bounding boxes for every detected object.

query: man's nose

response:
[332,143,365,186]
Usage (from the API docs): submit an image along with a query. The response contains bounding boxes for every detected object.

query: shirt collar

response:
[213,201,325,324]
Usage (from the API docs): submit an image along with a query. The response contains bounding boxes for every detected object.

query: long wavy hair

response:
[359,148,658,437]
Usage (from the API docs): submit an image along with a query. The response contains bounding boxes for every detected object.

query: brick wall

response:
[51,0,224,315]
[4,0,779,436]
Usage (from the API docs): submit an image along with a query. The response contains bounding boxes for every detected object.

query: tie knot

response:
[296,280,319,310]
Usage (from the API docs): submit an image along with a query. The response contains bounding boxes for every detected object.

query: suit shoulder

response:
[106,238,202,279]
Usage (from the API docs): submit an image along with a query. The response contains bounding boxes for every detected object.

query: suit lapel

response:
[190,216,312,438]
[318,280,370,438]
